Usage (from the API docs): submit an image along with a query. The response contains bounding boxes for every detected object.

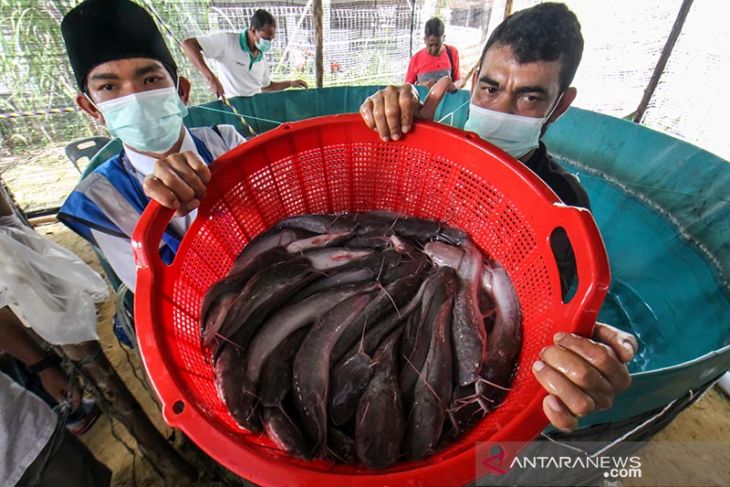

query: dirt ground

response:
[33,222,730,487]
[0,144,81,213]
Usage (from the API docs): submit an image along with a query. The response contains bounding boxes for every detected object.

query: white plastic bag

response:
[0,215,109,345]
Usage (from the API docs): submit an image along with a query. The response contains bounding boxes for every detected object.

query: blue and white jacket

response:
[58,126,245,291]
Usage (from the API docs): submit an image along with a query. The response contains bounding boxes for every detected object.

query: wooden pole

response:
[61,341,197,481]
[313,0,324,88]
[503,0,514,20]
[409,0,416,58]
[28,214,58,226]
[633,0,694,124]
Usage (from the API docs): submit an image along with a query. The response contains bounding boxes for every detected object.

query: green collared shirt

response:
[239,32,263,70]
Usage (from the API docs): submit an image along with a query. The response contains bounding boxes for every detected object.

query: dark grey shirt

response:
[524,142,591,297]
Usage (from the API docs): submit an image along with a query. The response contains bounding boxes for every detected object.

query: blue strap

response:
[59,134,218,265]
[58,189,126,245]
[191,133,215,165]
[58,154,130,246]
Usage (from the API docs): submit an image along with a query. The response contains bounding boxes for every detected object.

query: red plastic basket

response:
[132,114,610,486]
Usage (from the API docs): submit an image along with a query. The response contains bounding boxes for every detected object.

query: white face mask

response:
[463,94,563,159]
[89,86,188,154]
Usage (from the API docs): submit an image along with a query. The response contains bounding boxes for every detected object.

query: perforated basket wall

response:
[133,114,610,486]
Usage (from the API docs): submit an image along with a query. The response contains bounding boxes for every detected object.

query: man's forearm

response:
[0,307,46,366]
[262,80,292,92]
[181,38,217,82]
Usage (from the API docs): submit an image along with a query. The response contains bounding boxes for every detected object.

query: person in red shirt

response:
[405,17,461,89]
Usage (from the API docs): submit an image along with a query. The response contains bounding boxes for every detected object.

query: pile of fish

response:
[200,212,522,469]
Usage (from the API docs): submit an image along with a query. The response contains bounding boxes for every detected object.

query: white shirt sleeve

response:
[0,214,24,229]
[0,215,23,309]
[0,372,57,486]
[218,124,247,149]
[196,32,230,61]
[91,229,137,291]
[261,59,272,88]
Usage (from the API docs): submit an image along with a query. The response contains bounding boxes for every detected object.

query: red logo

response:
[481,445,508,475]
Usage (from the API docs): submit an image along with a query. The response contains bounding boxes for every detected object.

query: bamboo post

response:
[503,0,514,19]
[61,341,197,481]
[633,0,694,124]
[322,0,331,84]
[409,0,416,58]
[313,0,324,88]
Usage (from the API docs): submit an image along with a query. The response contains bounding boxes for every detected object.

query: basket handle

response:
[131,200,176,277]
[549,203,611,335]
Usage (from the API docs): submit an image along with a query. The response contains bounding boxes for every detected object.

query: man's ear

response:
[469,68,479,98]
[76,93,104,122]
[177,76,192,104]
[547,86,576,123]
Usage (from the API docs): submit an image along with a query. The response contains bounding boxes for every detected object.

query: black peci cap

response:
[61,0,177,90]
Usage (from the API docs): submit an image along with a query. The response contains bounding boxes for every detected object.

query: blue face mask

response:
[91,86,188,154]
[256,36,272,53]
